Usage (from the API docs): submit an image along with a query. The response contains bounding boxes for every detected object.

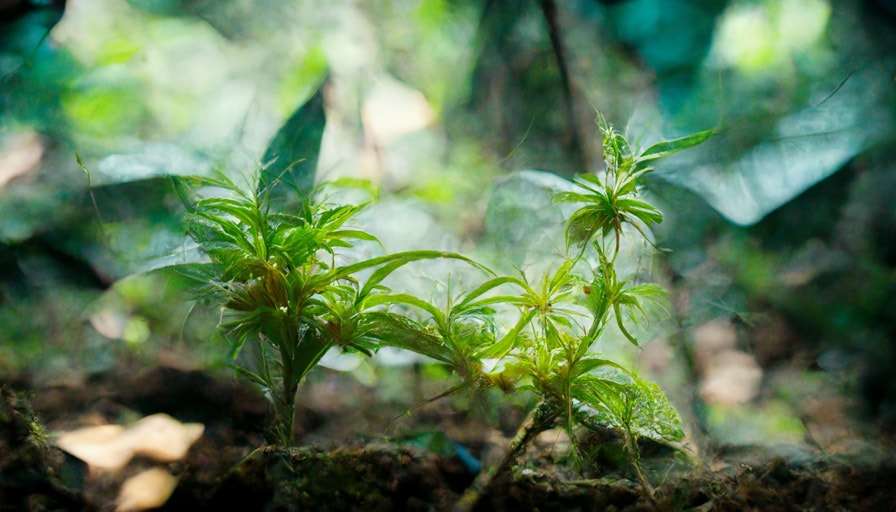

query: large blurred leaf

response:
[78,176,203,279]
[1,5,78,132]
[92,142,211,185]
[653,65,893,226]
[607,0,895,226]
[258,75,328,209]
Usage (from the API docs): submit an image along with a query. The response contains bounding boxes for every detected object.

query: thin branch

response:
[540,0,589,172]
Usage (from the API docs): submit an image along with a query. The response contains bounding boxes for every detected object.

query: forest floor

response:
[2,356,896,512]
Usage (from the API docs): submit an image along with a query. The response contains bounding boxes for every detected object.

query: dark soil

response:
[2,361,895,512]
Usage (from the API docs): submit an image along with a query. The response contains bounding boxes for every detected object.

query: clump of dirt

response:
[171,444,468,511]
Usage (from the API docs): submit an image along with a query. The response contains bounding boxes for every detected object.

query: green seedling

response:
[170,114,710,504]
[172,170,482,446]
[453,117,712,509]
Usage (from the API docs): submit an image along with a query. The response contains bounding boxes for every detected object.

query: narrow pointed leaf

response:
[363,292,445,323]
[258,74,329,207]
[455,275,525,310]
[231,365,272,390]
[636,129,714,166]
[477,309,536,359]
[354,251,490,300]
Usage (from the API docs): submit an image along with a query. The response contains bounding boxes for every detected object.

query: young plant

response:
[455,117,711,508]
[173,170,480,447]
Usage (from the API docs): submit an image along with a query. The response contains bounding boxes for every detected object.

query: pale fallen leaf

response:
[54,424,132,472]
[54,414,204,471]
[125,413,205,462]
[116,468,178,512]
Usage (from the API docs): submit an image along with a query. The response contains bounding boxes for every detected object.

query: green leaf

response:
[290,329,333,385]
[170,175,196,211]
[571,357,629,378]
[353,250,490,300]
[573,371,637,422]
[454,275,523,311]
[565,206,613,248]
[574,366,685,444]
[625,282,667,300]
[553,190,599,204]
[617,198,663,226]
[477,309,535,359]
[272,227,317,265]
[364,292,445,324]
[197,197,263,229]
[231,364,273,390]
[365,312,451,363]
[613,301,640,347]
[315,203,366,231]
[327,229,380,244]
[635,129,714,167]
[631,379,685,442]
[548,258,576,291]
[258,74,329,208]
[172,261,216,280]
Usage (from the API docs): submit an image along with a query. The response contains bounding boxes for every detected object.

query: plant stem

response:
[280,382,298,446]
[622,429,659,508]
[454,400,557,512]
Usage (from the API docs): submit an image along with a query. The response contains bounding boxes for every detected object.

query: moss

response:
[207,444,460,511]
[0,386,85,511]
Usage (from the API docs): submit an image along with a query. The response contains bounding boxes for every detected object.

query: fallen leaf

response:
[116,468,178,512]
[125,413,205,462]
[53,424,132,472]
[54,413,204,471]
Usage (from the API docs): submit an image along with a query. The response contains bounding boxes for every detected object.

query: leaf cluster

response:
[485,119,711,451]
[335,119,712,468]
[171,118,710,462]
[448,119,711,509]
[172,170,482,445]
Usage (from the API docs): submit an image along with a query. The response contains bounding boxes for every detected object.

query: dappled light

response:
[710,0,831,75]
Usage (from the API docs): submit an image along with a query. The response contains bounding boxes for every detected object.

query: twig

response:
[454,400,557,511]
[539,0,589,172]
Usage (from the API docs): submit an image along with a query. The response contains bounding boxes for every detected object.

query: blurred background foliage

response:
[1,0,894,451]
